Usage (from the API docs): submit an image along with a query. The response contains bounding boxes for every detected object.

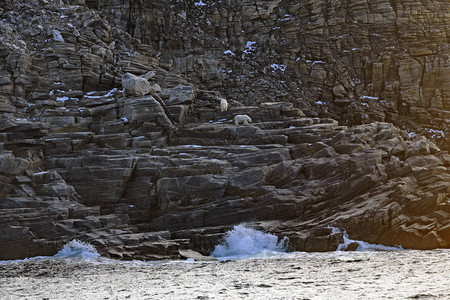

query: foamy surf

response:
[331,227,403,251]
[53,239,100,259]
[0,240,100,265]
[211,225,288,260]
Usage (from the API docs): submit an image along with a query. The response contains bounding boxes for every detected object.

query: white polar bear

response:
[234,114,252,125]
[220,98,228,112]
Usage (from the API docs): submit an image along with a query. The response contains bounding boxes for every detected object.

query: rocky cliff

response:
[89,0,449,145]
[0,0,449,260]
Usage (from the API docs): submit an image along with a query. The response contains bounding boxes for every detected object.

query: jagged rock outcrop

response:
[0,0,449,260]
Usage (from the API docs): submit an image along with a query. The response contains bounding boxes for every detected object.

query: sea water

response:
[0,225,449,299]
[211,224,288,260]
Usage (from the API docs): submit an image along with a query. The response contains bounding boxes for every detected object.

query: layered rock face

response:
[0,0,449,260]
[89,0,449,146]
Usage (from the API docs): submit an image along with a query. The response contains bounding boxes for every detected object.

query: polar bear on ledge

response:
[234,114,252,125]
[220,98,228,112]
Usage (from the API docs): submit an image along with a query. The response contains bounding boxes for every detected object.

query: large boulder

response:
[122,72,155,97]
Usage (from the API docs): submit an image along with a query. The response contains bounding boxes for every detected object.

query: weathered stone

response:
[0,0,449,261]
[435,225,450,248]
[0,226,34,260]
[228,148,291,169]
[122,72,152,97]
[405,138,432,158]
[160,85,195,106]
[157,175,228,212]
[0,153,26,175]
[227,168,266,196]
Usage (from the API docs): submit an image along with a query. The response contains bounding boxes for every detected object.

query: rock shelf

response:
[0,0,449,260]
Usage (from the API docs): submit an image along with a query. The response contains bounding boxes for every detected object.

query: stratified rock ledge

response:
[0,0,448,260]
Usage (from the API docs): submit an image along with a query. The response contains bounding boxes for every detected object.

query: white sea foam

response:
[53,240,100,259]
[331,227,403,251]
[211,224,288,260]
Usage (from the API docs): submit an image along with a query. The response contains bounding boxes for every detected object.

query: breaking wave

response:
[53,240,100,259]
[331,227,403,251]
[211,224,288,260]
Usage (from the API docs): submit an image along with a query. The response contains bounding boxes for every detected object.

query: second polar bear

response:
[234,114,252,125]
[220,98,228,112]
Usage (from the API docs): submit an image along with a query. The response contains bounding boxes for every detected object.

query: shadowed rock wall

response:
[89,0,449,141]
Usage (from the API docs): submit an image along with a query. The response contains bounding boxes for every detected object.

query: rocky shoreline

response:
[0,0,449,260]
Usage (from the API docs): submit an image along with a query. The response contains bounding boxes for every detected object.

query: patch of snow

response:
[271,64,287,72]
[56,96,69,102]
[427,129,445,138]
[316,100,324,105]
[85,88,118,99]
[33,171,49,176]
[243,41,256,54]
[312,61,325,66]
[360,96,379,100]
[194,0,206,6]
[121,117,129,122]
[224,50,235,56]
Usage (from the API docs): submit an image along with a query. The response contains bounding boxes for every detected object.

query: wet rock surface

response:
[0,0,449,260]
